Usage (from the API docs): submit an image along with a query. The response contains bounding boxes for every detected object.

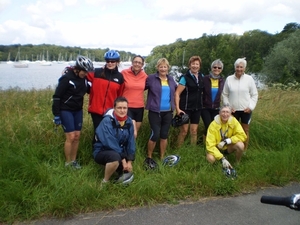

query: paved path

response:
[15,183,300,225]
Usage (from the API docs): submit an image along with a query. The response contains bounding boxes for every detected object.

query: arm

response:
[206,124,224,161]
[221,78,230,106]
[230,118,247,143]
[175,77,186,115]
[52,76,69,116]
[248,77,258,111]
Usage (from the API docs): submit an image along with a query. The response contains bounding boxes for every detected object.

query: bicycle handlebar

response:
[260,194,300,210]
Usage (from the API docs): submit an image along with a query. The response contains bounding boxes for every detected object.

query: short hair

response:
[132,55,144,64]
[219,103,232,112]
[114,96,128,107]
[234,57,247,68]
[156,58,170,70]
[211,59,224,69]
[188,56,202,67]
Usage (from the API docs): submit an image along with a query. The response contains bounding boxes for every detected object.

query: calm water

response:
[0,62,130,90]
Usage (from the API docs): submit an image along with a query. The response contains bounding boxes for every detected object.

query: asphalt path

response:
[15,182,300,225]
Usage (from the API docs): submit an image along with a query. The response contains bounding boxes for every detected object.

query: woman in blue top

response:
[201,59,225,141]
[144,58,177,164]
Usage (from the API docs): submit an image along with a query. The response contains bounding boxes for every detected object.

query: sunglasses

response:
[213,66,222,69]
[106,60,116,63]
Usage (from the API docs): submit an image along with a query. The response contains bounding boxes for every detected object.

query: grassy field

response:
[1,87,300,223]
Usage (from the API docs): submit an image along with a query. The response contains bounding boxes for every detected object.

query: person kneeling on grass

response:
[206,104,247,169]
[93,97,135,184]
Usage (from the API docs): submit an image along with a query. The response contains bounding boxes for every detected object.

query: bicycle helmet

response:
[144,157,158,170]
[75,55,94,72]
[223,168,237,179]
[162,155,180,167]
[104,50,120,61]
[115,172,134,185]
[171,113,189,127]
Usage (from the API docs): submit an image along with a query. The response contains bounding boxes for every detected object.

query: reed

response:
[1,87,300,223]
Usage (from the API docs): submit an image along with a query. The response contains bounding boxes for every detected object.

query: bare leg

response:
[147,140,156,158]
[241,123,250,150]
[160,138,168,159]
[189,124,198,145]
[104,161,119,181]
[177,124,189,147]
[64,131,80,162]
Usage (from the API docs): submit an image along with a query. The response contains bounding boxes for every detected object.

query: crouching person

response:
[206,104,247,169]
[93,97,135,185]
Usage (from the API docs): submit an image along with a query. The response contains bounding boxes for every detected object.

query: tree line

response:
[0,22,299,84]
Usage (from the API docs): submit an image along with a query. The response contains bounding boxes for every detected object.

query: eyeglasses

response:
[133,61,143,65]
[213,66,222,69]
[106,60,116,64]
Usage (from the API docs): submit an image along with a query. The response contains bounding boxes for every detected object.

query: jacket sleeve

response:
[125,122,136,161]
[248,77,258,111]
[206,123,224,161]
[52,75,69,116]
[230,119,247,144]
[95,118,123,153]
[221,78,229,106]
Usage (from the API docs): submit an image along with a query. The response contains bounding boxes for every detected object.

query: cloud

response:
[0,0,300,56]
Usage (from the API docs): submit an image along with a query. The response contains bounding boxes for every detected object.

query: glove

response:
[221,157,232,169]
[217,138,232,149]
[53,116,61,125]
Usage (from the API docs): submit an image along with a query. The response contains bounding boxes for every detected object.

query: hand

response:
[244,108,251,113]
[217,141,226,149]
[53,116,61,125]
[221,157,232,169]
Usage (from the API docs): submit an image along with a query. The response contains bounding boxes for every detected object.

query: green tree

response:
[261,29,300,83]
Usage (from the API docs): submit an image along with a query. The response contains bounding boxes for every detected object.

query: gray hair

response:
[219,103,232,112]
[234,57,247,68]
[211,59,224,69]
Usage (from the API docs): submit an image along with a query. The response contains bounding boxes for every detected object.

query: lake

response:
[0,61,131,90]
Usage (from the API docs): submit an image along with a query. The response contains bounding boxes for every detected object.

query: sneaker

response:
[71,160,81,169]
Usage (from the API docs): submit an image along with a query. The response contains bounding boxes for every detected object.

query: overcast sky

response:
[0,0,299,56]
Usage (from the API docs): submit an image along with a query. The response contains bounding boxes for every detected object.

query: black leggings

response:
[201,108,219,135]
[148,110,173,142]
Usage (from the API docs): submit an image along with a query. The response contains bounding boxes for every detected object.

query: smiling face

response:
[219,106,231,123]
[157,63,169,76]
[235,62,245,77]
[211,64,223,76]
[106,60,117,70]
[131,56,144,73]
[189,60,201,74]
[78,70,88,78]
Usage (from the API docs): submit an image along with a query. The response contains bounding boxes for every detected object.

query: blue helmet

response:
[104,50,120,61]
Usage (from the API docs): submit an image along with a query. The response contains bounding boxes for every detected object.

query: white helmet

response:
[75,55,94,72]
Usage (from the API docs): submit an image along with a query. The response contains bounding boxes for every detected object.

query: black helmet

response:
[172,113,189,127]
[162,155,180,167]
[104,50,120,61]
[144,157,158,170]
[115,172,134,185]
[75,55,94,72]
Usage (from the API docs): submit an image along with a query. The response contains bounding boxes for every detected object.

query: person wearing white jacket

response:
[222,58,258,150]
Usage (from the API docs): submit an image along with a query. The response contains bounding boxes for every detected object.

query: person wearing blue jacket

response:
[93,97,135,184]
[144,58,177,167]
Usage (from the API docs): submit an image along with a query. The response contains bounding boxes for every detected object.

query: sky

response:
[0,0,299,56]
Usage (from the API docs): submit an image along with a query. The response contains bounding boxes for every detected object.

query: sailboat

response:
[6,52,13,64]
[13,48,29,68]
[40,50,52,66]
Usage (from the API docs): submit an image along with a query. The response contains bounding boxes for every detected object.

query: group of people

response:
[52,50,258,184]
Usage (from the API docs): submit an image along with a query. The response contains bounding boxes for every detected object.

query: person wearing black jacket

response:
[175,56,204,147]
[201,59,225,142]
[52,55,94,169]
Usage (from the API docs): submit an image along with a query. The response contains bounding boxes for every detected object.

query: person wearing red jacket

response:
[87,50,125,134]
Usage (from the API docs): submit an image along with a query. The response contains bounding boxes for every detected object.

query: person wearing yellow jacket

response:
[206,104,247,169]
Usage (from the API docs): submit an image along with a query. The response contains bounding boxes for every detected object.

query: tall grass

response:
[1,87,300,223]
